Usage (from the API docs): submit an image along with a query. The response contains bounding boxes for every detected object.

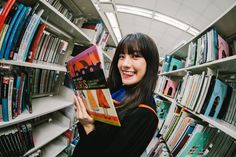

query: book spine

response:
[2,76,9,122]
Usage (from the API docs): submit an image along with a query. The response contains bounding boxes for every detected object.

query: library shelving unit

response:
[155,2,236,156]
[0,0,116,156]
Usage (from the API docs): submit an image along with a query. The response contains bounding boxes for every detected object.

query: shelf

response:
[186,55,236,74]
[160,55,236,77]
[103,51,112,62]
[24,119,69,156]
[38,0,91,44]
[175,103,236,139]
[156,93,174,103]
[0,96,73,129]
[0,59,67,72]
[198,114,236,139]
[168,2,236,58]
[41,136,68,157]
[160,68,187,77]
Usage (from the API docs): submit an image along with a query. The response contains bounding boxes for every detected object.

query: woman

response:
[72,33,159,157]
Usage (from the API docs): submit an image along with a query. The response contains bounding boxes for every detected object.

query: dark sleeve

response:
[104,107,158,157]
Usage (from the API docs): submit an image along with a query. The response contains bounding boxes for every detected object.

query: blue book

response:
[0,4,24,59]
[4,5,30,59]
[204,79,228,118]
[10,6,31,59]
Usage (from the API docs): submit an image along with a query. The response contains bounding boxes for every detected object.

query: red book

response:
[27,22,46,63]
[0,0,16,32]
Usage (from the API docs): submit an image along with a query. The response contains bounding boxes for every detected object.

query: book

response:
[4,5,31,60]
[0,0,16,32]
[2,3,24,60]
[17,8,44,62]
[66,45,121,126]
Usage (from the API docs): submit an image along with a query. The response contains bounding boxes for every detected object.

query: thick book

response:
[66,45,121,126]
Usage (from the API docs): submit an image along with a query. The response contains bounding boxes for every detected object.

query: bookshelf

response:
[157,93,236,139]
[24,112,70,156]
[154,2,236,156]
[0,0,115,156]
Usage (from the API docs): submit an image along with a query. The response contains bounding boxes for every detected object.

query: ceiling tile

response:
[175,5,199,26]
[155,0,182,17]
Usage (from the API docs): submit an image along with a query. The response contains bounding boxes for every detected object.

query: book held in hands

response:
[66,45,121,126]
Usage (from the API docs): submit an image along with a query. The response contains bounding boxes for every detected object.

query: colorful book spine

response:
[26,22,46,63]
[2,4,24,59]
[0,4,23,59]
[2,76,9,122]
[17,9,44,62]
[0,0,16,32]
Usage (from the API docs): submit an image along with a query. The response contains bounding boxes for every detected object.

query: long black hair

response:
[107,33,159,109]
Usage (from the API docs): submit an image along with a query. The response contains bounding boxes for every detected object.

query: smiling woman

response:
[72,33,159,157]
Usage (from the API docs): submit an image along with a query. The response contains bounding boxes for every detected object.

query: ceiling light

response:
[187,27,199,36]
[106,12,119,28]
[113,27,122,41]
[99,0,111,2]
[116,5,153,18]
[154,13,189,31]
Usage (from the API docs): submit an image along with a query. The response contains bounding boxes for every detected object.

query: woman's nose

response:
[122,56,132,67]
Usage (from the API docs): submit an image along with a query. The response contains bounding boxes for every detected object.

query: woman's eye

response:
[132,53,142,59]
[119,54,125,58]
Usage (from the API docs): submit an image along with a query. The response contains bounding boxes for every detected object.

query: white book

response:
[180,75,194,106]
[17,9,44,62]
[8,76,14,121]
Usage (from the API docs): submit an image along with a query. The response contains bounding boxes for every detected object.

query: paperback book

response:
[66,45,120,126]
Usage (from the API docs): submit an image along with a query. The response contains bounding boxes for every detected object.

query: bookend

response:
[164,79,178,98]
[204,79,228,118]
[169,57,183,71]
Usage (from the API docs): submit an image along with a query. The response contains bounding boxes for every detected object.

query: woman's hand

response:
[74,93,95,134]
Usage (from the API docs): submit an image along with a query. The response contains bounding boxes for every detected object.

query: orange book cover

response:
[66,45,121,126]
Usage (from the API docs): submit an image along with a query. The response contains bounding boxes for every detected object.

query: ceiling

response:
[96,0,236,58]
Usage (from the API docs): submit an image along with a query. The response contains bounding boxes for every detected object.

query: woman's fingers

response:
[74,93,94,124]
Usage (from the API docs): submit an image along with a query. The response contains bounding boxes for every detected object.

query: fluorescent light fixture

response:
[113,27,122,41]
[187,27,199,36]
[99,0,111,2]
[116,5,153,18]
[106,12,119,28]
[154,13,189,31]
[105,12,122,41]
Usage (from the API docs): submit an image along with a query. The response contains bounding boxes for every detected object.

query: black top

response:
[72,103,158,157]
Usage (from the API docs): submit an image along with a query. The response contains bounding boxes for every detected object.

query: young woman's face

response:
[117,48,147,86]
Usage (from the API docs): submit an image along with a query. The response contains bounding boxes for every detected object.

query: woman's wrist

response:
[83,123,95,135]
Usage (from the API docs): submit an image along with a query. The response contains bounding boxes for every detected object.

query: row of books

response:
[0,1,70,64]
[81,19,110,48]
[156,104,236,157]
[185,29,230,67]
[160,29,233,73]
[46,0,84,27]
[0,67,33,122]
[31,30,68,64]
[0,122,34,157]
[221,80,236,126]
[0,2,45,62]
[0,66,58,122]
[32,68,57,95]
[156,67,235,125]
